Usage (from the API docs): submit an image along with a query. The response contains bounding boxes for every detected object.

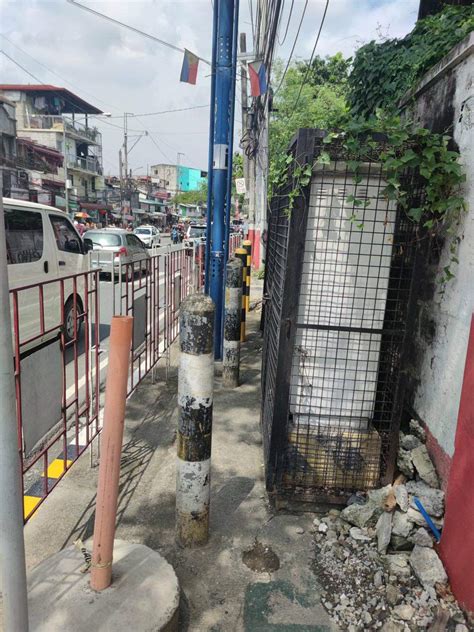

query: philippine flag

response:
[180,49,200,85]
[248,61,267,97]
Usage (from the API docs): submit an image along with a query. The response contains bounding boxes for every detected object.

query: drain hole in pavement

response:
[242,539,280,573]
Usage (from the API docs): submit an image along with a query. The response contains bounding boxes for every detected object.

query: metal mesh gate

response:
[261,129,420,503]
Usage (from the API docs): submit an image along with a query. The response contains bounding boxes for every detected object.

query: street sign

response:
[235,178,246,195]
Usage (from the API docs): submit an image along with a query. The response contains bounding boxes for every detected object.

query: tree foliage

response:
[269,54,349,196]
[172,181,208,206]
[348,5,474,117]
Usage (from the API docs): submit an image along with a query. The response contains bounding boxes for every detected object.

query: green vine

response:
[348,6,474,117]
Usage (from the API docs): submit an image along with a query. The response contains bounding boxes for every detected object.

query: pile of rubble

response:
[311,420,472,631]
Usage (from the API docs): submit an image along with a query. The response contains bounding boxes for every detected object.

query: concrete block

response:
[28,539,179,631]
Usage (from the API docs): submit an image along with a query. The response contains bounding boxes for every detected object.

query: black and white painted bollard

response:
[223,258,243,388]
[176,293,215,547]
[235,247,247,342]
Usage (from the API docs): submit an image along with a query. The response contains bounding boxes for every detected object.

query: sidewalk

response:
[23,283,335,632]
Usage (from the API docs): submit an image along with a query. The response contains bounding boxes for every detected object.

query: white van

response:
[4,198,91,350]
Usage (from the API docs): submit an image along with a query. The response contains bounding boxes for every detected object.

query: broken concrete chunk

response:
[385,554,411,578]
[318,523,328,534]
[376,512,393,554]
[392,510,414,538]
[411,445,439,488]
[406,507,443,529]
[367,484,392,508]
[393,604,415,621]
[394,485,409,512]
[349,527,372,542]
[385,584,401,605]
[341,501,378,529]
[409,545,448,588]
[397,448,415,478]
[406,480,444,517]
[381,621,404,632]
[399,432,421,451]
[411,527,434,548]
[409,419,426,442]
[373,569,384,588]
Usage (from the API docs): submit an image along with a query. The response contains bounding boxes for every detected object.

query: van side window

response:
[4,208,44,264]
[49,215,83,254]
[126,234,145,250]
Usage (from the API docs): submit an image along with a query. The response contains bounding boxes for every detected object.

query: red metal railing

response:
[14,238,239,522]
[11,270,101,522]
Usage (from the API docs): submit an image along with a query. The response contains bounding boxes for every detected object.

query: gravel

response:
[310,421,471,631]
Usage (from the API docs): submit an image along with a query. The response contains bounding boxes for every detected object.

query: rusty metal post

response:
[223,258,242,388]
[176,294,215,546]
[90,316,133,591]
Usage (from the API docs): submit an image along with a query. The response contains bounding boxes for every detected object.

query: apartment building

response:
[0,84,105,214]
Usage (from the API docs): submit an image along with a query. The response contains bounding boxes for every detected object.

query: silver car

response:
[85,229,150,279]
[134,225,161,248]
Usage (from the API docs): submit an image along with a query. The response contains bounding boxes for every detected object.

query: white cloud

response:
[0,0,418,174]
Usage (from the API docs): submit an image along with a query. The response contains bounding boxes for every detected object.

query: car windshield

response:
[135,228,151,235]
[189,227,205,238]
[84,231,122,247]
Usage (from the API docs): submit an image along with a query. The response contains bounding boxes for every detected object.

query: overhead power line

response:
[107,104,210,118]
[66,0,211,65]
[1,49,44,84]
[277,0,295,46]
[292,0,330,111]
[273,0,309,96]
[0,34,120,113]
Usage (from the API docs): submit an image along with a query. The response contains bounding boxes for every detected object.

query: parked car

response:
[85,228,150,280]
[184,224,206,248]
[134,225,161,248]
[4,197,91,348]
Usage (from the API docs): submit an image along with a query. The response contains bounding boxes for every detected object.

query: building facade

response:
[0,85,105,215]
[150,163,207,196]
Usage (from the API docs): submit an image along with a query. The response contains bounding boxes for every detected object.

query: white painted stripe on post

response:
[178,352,214,400]
[226,287,241,309]
[176,458,211,514]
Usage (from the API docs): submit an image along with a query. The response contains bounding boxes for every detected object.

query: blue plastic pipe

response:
[414,496,442,543]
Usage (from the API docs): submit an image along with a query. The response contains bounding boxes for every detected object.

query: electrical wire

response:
[107,104,210,118]
[291,0,330,112]
[66,0,210,65]
[277,0,294,46]
[0,34,120,113]
[273,0,309,96]
[1,49,44,84]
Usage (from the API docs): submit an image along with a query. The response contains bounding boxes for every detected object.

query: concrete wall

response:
[178,166,206,192]
[151,164,178,194]
[402,33,473,481]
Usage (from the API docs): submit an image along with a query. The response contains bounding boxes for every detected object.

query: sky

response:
[0,0,419,176]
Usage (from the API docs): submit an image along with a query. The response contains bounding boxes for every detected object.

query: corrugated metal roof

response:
[0,85,103,115]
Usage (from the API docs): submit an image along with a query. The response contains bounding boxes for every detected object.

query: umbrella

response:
[75,212,90,219]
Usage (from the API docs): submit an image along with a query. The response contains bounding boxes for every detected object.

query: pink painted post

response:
[90,316,133,592]
[439,315,474,613]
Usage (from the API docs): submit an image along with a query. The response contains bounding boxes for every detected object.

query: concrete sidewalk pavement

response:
[22,285,335,631]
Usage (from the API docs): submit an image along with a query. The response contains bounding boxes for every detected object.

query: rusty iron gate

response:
[261,129,421,504]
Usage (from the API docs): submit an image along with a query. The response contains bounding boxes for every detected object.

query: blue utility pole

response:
[204,0,218,294]
[207,0,237,358]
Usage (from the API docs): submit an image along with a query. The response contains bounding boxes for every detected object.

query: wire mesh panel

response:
[262,130,419,502]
